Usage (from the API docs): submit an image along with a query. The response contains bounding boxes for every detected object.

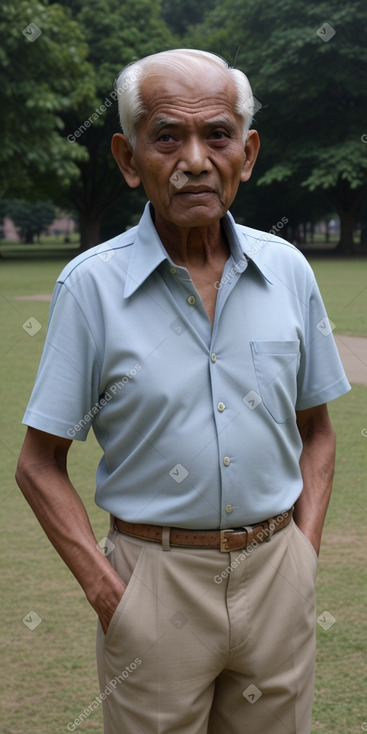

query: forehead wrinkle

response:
[144,93,236,116]
[144,97,239,132]
[150,115,237,137]
[139,76,238,114]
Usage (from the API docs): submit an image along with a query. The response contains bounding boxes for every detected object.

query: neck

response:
[153,211,230,268]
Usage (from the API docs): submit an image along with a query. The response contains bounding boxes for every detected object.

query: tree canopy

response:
[186,0,367,250]
[0,0,93,200]
[1,0,366,252]
[56,0,175,248]
[4,200,56,243]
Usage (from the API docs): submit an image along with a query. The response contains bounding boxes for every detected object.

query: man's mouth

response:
[176,186,216,196]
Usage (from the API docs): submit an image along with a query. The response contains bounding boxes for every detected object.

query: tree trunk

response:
[329,179,367,254]
[335,210,355,254]
[78,213,102,252]
[24,227,34,244]
[360,219,367,248]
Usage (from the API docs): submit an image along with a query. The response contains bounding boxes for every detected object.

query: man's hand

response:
[90,571,126,634]
[295,403,336,556]
[16,427,125,633]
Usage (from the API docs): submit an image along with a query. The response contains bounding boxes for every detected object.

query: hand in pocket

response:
[97,579,126,634]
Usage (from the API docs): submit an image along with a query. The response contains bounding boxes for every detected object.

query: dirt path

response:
[334,335,367,386]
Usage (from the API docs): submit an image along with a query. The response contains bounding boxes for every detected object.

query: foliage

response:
[55,0,175,248]
[185,0,367,249]
[4,200,56,242]
[0,0,94,200]
[161,0,220,36]
[2,0,366,251]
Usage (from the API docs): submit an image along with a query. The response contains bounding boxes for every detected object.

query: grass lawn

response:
[0,256,366,733]
[308,258,367,338]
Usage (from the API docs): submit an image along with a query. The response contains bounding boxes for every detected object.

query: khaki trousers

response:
[96,518,318,734]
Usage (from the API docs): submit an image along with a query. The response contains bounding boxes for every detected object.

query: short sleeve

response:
[296,277,351,410]
[23,282,101,440]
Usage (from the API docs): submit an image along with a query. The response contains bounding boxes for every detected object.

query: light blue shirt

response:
[23,203,350,528]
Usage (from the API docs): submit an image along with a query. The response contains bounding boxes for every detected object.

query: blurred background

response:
[1,0,366,258]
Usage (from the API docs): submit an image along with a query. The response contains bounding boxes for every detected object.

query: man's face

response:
[114,63,259,230]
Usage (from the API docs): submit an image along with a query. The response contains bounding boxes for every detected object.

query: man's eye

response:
[210,130,229,139]
[158,133,176,142]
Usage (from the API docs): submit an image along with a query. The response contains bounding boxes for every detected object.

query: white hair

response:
[114,49,254,148]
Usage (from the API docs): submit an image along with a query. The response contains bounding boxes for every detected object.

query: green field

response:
[0,257,366,733]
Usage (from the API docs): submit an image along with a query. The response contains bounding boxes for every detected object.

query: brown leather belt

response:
[113,508,293,553]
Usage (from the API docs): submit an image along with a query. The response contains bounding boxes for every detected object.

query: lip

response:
[176,186,216,194]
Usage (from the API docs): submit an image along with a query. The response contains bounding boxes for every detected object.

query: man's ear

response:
[111,133,141,188]
[240,130,260,183]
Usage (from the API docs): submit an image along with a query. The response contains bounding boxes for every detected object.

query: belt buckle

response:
[220,528,246,552]
[220,529,233,552]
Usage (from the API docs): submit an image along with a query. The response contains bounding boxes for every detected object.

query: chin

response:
[169,204,226,228]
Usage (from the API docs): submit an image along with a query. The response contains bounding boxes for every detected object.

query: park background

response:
[0,0,366,732]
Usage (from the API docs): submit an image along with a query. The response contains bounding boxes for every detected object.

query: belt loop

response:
[265,519,275,542]
[110,514,116,533]
[162,527,171,551]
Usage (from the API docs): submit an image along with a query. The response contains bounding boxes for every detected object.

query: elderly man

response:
[16,49,350,734]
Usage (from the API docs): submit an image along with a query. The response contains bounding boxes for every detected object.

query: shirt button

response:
[225,504,233,514]
[217,402,226,412]
[169,267,177,274]
[210,353,217,363]
[187,295,196,306]
[223,456,231,466]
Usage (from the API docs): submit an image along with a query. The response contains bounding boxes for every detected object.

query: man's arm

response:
[15,427,125,633]
[294,403,336,556]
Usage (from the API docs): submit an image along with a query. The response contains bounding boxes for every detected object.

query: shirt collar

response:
[123,202,272,298]
[123,203,167,298]
[221,211,273,284]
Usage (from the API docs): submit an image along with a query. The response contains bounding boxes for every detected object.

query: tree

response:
[161,0,220,36]
[0,0,94,201]
[186,0,367,252]
[56,0,175,250]
[5,200,56,243]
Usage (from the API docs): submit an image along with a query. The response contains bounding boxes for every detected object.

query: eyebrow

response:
[150,118,179,135]
[149,116,237,136]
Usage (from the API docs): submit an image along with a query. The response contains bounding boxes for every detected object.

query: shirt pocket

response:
[250,340,300,423]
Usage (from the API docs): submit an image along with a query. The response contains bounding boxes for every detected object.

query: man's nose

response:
[179,138,213,176]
